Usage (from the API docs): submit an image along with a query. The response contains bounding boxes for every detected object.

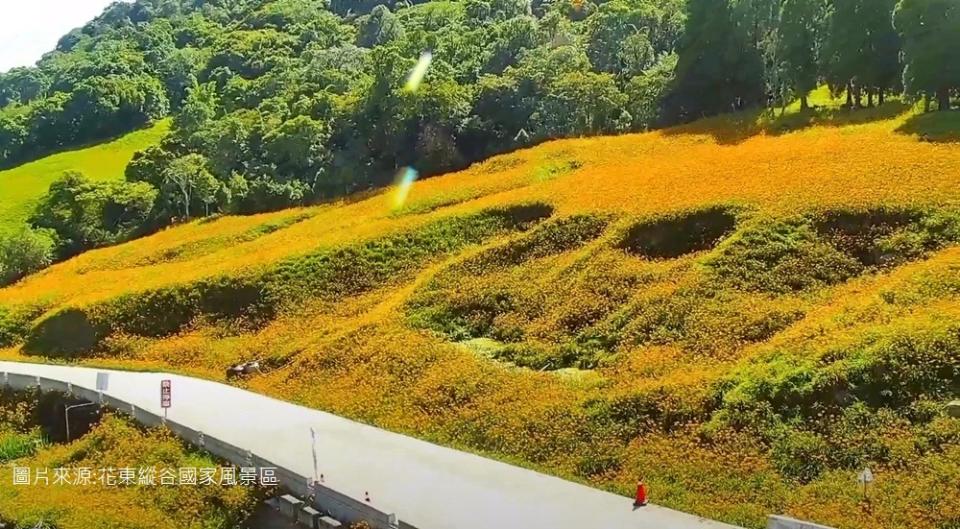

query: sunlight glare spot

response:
[404,51,433,92]
[392,166,419,210]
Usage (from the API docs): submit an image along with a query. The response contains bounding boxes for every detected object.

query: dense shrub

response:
[0,388,42,433]
[30,171,158,258]
[24,308,108,357]
[619,288,806,355]
[813,208,927,267]
[406,214,613,352]
[456,214,609,274]
[771,430,830,483]
[0,226,56,286]
[0,305,42,348]
[718,321,960,423]
[707,217,862,292]
[261,203,553,306]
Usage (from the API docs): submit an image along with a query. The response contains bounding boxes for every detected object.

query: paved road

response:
[0,361,742,529]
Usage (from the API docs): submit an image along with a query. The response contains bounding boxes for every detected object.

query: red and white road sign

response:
[161,379,172,409]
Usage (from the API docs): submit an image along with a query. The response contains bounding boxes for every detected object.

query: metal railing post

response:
[64,402,98,442]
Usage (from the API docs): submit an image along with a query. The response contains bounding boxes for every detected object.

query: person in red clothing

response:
[634,478,648,507]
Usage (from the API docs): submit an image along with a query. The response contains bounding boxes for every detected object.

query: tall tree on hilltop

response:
[163,154,219,219]
[732,0,783,106]
[733,0,782,49]
[665,0,765,122]
[822,0,868,106]
[776,0,821,110]
[895,0,960,111]
[823,0,902,108]
[860,0,902,106]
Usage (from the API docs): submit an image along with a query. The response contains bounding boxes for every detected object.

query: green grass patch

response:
[532,157,583,182]
[0,430,44,462]
[0,120,170,234]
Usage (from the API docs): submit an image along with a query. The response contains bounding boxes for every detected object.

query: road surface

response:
[0,361,742,529]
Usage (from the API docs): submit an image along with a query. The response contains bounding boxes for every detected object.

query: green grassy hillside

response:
[0,120,169,234]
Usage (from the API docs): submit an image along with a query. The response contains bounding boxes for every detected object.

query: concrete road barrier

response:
[280,495,304,517]
[319,515,343,529]
[298,506,322,528]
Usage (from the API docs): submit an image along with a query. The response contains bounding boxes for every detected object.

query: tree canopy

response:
[895,0,960,111]
[0,0,954,243]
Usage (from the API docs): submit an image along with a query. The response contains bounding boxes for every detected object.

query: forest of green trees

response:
[0,0,958,284]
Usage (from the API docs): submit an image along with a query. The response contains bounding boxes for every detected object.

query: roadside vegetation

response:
[0,390,46,463]
[0,388,259,529]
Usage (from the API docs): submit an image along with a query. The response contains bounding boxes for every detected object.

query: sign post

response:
[310,427,319,485]
[160,379,172,420]
[96,372,109,391]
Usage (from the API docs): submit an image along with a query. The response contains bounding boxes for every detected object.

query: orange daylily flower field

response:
[2,107,959,529]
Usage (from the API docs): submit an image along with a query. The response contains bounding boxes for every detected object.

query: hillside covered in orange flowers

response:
[1,105,959,529]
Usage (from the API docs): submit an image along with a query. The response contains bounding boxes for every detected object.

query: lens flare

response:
[392,166,419,210]
[404,51,433,92]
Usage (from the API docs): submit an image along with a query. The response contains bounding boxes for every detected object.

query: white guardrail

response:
[2,371,407,529]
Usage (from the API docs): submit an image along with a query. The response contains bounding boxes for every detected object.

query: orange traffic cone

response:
[634,480,648,507]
